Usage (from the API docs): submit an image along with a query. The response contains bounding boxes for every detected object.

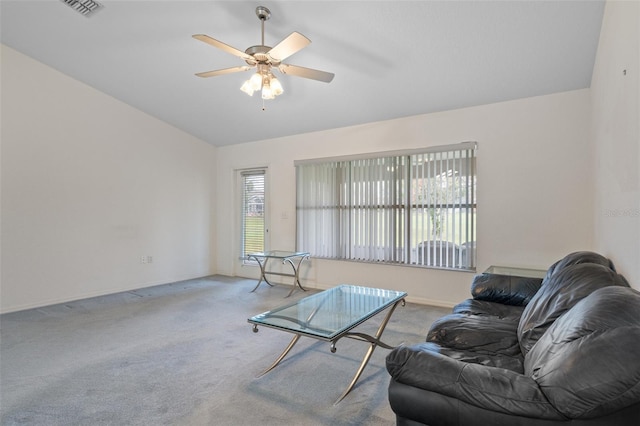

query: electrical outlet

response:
[141,256,147,264]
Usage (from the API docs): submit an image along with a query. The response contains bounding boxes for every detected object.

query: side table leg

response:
[284,255,309,297]
[250,257,273,293]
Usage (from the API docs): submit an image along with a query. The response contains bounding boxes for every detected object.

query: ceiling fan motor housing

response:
[245,45,278,65]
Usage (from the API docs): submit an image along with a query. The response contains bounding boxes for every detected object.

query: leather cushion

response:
[386,343,563,419]
[470,273,542,306]
[517,263,629,356]
[427,313,523,371]
[525,286,640,419]
[544,251,615,278]
[453,298,525,320]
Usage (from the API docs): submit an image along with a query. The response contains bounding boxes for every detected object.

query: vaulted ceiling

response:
[1,1,605,146]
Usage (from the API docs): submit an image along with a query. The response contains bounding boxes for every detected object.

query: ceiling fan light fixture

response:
[251,70,264,90]
[241,66,267,96]
[240,80,255,96]
[270,75,284,96]
[241,67,284,100]
[261,79,274,100]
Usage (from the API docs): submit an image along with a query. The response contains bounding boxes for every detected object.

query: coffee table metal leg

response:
[255,333,301,378]
[333,298,405,405]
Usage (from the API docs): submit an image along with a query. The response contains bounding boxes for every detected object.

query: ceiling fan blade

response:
[278,64,335,83]
[192,34,254,62]
[195,66,252,78]
[267,32,310,62]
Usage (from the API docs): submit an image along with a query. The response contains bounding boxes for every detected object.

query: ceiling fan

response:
[193,5,334,100]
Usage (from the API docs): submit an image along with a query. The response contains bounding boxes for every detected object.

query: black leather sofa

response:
[386,251,640,425]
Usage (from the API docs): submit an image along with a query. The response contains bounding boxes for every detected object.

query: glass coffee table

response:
[248,284,407,404]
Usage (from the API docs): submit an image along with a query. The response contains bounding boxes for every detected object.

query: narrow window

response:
[241,169,266,262]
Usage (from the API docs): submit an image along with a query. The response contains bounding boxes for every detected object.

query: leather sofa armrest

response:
[470,273,542,306]
[386,343,562,419]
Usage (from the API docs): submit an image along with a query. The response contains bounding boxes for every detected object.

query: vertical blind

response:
[296,142,476,270]
[241,169,265,259]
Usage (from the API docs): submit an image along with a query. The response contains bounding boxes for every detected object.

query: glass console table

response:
[484,265,547,279]
[480,265,547,302]
[247,251,310,297]
[248,284,407,404]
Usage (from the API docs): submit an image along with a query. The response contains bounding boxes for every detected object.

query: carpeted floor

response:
[0,276,451,425]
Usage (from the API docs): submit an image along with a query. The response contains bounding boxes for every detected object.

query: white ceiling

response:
[1,0,605,146]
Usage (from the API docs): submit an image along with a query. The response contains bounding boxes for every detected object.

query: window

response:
[241,169,266,261]
[295,142,476,270]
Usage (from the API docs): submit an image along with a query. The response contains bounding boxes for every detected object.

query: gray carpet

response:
[0,276,451,425]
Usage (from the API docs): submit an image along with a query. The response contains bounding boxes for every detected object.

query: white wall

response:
[6,0,634,313]
[591,0,640,289]
[1,45,217,313]
[216,89,594,306]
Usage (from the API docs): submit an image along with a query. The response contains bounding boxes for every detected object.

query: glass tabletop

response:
[248,285,407,341]
[248,250,310,259]
[484,265,547,279]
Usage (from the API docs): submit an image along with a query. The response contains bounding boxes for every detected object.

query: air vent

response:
[60,0,103,17]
